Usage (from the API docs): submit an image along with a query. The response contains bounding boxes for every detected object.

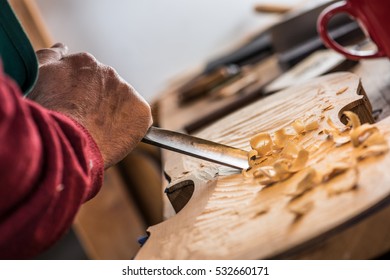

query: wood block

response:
[135,72,390,259]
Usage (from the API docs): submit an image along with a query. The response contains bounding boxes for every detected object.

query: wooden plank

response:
[136,72,390,259]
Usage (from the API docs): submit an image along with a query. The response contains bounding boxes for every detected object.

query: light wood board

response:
[136,72,390,259]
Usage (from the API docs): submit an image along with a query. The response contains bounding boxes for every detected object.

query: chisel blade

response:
[142,126,249,170]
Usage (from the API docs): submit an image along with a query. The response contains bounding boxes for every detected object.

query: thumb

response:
[36,43,69,66]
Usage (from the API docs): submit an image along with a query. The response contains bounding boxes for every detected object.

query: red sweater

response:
[0,67,104,259]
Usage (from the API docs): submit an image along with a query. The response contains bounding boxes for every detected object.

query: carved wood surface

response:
[136,72,390,259]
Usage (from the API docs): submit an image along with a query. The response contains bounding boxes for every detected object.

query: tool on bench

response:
[177,1,365,105]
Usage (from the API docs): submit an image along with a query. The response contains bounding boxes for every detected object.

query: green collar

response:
[0,0,38,95]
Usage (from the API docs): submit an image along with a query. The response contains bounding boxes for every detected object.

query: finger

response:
[36,43,69,65]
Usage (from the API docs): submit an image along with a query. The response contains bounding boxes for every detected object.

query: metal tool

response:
[142,126,249,170]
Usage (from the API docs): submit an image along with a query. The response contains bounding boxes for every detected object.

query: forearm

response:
[0,68,103,259]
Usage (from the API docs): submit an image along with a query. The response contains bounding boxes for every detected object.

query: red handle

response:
[317,1,385,60]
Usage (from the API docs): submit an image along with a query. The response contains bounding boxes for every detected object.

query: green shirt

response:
[0,0,38,95]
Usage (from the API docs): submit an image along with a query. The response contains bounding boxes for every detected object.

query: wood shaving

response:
[248,149,259,167]
[336,86,348,95]
[273,159,294,181]
[355,145,389,160]
[322,104,334,112]
[288,198,314,218]
[343,111,361,129]
[307,143,320,153]
[326,167,358,196]
[244,110,388,215]
[281,142,300,158]
[273,128,294,149]
[319,161,352,182]
[290,149,309,172]
[292,120,305,134]
[250,132,272,156]
[288,168,318,197]
[242,167,255,178]
[333,135,351,147]
[350,124,379,147]
[361,131,387,147]
[305,120,319,132]
[326,117,340,130]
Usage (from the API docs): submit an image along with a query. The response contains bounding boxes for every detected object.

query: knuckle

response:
[69,52,98,66]
[137,100,153,129]
[80,52,97,63]
[105,65,119,78]
[36,48,61,60]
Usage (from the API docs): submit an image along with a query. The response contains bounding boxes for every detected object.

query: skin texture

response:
[28,43,153,168]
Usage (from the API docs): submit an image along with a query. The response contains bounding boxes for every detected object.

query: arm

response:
[0,44,152,259]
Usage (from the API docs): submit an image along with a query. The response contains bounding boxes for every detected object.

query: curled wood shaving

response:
[273,159,293,181]
[288,168,318,197]
[253,166,276,178]
[333,135,351,147]
[305,120,319,132]
[273,128,294,149]
[350,124,379,147]
[343,111,361,129]
[250,132,272,156]
[242,167,256,178]
[292,119,319,134]
[355,145,389,160]
[248,149,259,167]
[253,167,279,185]
[361,131,387,147]
[290,149,309,172]
[281,142,300,159]
[292,120,305,134]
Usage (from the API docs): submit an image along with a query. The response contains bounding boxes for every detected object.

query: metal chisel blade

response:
[142,126,249,170]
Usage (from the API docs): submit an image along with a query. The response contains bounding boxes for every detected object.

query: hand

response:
[28,43,153,168]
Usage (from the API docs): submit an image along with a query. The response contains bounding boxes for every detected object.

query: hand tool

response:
[142,126,249,170]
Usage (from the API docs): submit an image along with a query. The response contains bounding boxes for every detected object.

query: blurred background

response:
[34,0,311,102]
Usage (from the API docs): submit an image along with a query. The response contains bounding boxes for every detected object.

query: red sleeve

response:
[0,67,104,259]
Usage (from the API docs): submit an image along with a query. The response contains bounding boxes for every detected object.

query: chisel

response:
[142,126,249,170]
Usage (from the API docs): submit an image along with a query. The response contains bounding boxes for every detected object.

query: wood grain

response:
[135,72,390,259]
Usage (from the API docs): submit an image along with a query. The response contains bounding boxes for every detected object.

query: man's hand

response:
[28,43,153,168]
